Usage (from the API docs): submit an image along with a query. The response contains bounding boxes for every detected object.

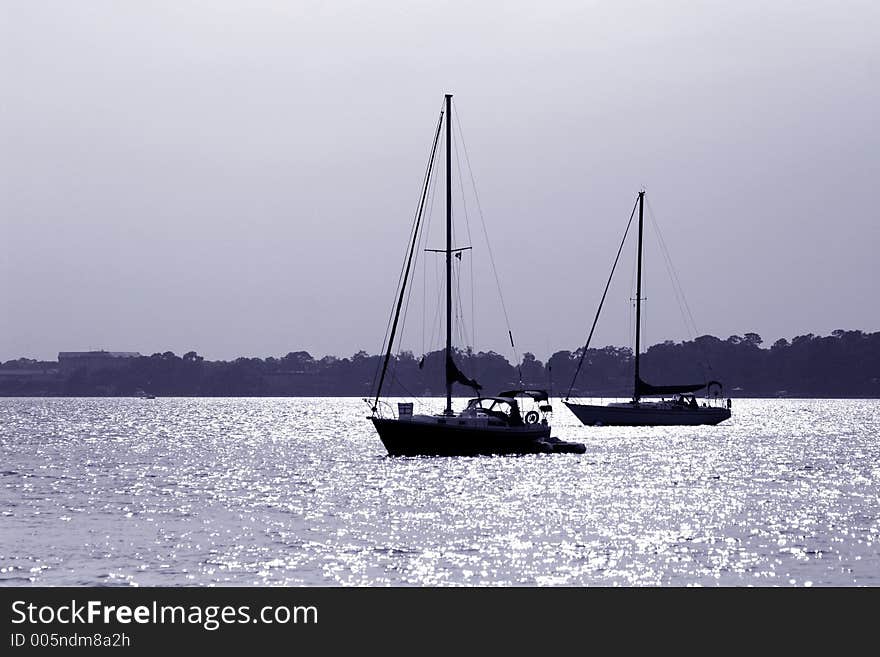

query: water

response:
[1,397,878,587]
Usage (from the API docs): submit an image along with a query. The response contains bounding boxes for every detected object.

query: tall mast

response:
[633,190,645,402]
[444,93,453,415]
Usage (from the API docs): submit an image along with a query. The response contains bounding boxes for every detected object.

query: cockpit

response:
[461,389,551,426]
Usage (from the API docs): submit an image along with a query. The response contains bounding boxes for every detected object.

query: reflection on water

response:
[0,397,878,586]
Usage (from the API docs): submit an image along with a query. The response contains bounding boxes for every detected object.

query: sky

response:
[1,0,878,363]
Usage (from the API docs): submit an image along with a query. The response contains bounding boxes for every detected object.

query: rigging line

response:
[469,232,474,350]
[428,240,445,355]
[371,200,422,395]
[428,235,447,358]
[468,209,474,350]
[644,202,685,335]
[421,158,438,358]
[646,198,699,339]
[454,258,469,350]
[457,301,468,355]
[372,106,445,410]
[453,227,473,351]
[388,187,437,402]
[418,132,443,358]
[398,131,445,365]
[645,197,713,375]
[642,231,647,357]
[648,210,694,341]
[396,230,421,366]
[427,151,446,357]
[626,295,632,390]
[387,364,420,403]
[454,108,519,369]
[453,125,477,351]
[424,137,444,356]
[447,167,469,353]
[452,247,468,349]
[398,129,450,353]
[371,103,445,396]
[398,190,435,364]
[452,256,473,361]
[565,196,640,400]
[430,254,441,352]
[421,151,436,358]
[404,104,446,370]
[372,111,446,392]
[402,195,453,392]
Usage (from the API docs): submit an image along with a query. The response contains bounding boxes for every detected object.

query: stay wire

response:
[645,197,699,338]
[454,107,520,376]
[395,156,436,384]
[645,197,714,378]
[371,104,445,408]
[425,142,444,356]
[453,122,476,352]
[566,196,640,400]
[372,104,444,394]
[387,110,445,395]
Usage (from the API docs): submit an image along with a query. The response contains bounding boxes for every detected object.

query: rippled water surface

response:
[1,397,878,586]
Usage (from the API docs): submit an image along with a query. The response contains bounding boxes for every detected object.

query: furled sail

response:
[635,377,719,397]
[446,354,482,391]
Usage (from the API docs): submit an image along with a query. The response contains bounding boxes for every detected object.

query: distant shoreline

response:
[1,330,878,399]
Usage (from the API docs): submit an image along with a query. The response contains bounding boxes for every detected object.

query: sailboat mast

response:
[444,93,453,415]
[633,190,645,402]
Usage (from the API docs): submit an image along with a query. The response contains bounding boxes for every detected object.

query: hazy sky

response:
[2,1,878,363]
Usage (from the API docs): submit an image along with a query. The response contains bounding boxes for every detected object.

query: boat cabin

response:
[460,390,550,427]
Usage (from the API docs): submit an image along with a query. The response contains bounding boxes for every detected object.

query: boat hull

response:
[563,401,731,427]
[370,417,553,456]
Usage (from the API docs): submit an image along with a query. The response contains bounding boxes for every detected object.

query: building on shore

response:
[58,351,142,375]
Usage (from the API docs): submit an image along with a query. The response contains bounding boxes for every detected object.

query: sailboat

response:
[563,190,731,427]
[368,94,584,456]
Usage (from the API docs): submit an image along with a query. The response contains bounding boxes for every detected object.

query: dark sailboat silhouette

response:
[563,191,731,427]
[368,94,584,456]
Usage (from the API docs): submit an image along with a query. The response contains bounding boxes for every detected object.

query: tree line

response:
[0,330,878,398]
